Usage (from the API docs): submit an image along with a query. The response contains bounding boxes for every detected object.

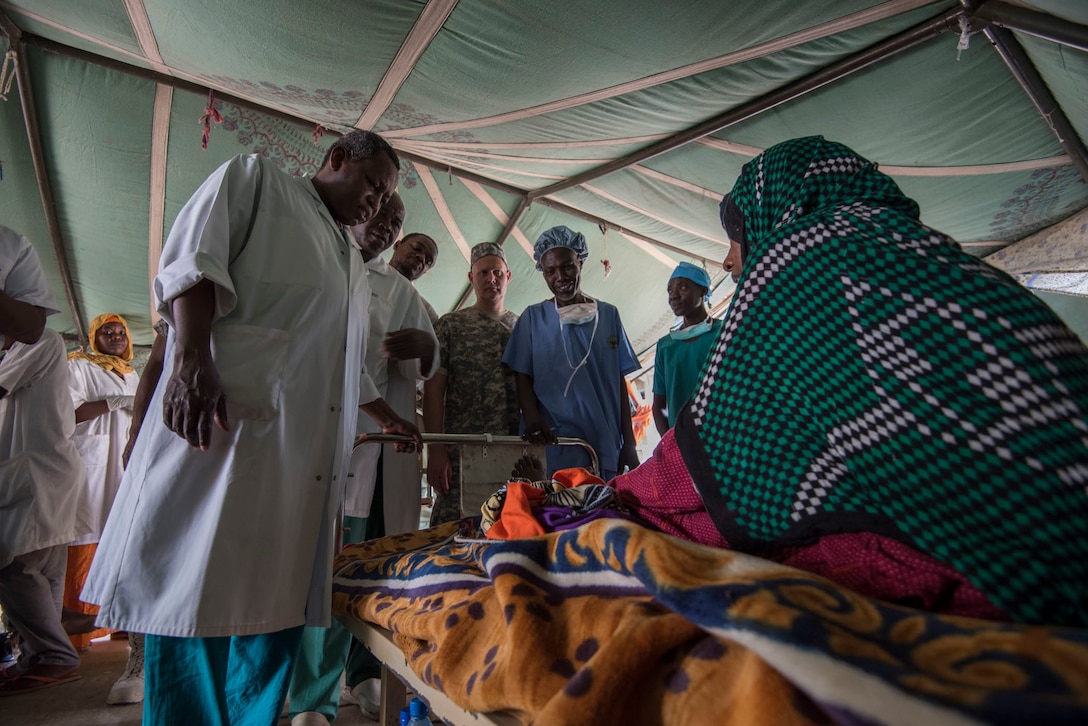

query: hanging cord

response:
[956,15,974,60]
[0,50,17,102]
[599,223,612,278]
[312,123,325,146]
[199,89,222,150]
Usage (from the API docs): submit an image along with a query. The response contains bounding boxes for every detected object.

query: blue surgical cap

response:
[533,225,588,270]
[669,261,711,291]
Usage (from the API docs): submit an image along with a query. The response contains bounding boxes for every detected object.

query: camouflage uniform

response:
[428,308,519,525]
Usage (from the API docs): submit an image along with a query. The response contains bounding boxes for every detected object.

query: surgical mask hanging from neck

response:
[556,298,598,326]
[670,318,713,341]
[556,299,599,397]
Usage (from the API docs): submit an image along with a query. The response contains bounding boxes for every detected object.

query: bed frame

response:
[341,617,522,726]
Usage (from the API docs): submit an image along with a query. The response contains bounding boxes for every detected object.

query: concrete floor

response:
[2,638,380,726]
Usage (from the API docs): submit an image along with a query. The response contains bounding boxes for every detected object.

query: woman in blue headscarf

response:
[652,262,722,435]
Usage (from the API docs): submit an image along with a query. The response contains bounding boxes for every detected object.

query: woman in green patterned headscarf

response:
[673,136,1088,627]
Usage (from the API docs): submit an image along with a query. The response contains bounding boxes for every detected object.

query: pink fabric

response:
[613,430,729,548]
[612,430,1007,620]
[780,533,1008,620]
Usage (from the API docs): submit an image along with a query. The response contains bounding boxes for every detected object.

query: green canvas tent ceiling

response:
[1,0,1087,359]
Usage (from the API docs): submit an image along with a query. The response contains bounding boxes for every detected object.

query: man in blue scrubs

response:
[502,226,640,480]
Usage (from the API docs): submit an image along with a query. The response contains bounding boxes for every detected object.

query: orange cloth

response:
[64,544,111,648]
[484,482,549,540]
[485,469,608,540]
[551,467,606,488]
[627,380,653,445]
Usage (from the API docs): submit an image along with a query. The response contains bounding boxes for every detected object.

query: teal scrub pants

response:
[288,479,385,719]
[143,625,304,726]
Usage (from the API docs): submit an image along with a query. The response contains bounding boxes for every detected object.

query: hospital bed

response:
[333,437,1088,725]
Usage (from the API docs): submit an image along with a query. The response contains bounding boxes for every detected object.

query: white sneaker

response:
[290,713,330,726]
[106,632,144,705]
[349,678,381,719]
[339,681,357,707]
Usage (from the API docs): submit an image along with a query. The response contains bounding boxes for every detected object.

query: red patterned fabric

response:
[613,430,728,548]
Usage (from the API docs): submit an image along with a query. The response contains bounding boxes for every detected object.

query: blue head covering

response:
[533,225,588,270]
[669,261,711,302]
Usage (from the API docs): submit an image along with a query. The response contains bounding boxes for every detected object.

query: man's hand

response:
[382,328,434,363]
[618,442,640,475]
[426,444,452,495]
[523,417,558,446]
[382,414,423,453]
[162,346,230,450]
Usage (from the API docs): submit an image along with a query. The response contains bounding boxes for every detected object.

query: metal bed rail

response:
[354,432,600,476]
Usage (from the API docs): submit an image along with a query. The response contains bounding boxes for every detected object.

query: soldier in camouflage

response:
[423,242,519,525]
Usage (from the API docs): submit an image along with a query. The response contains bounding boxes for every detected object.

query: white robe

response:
[347,256,437,535]
[84,154,377,637]
[67,358,139,545]
[0,330,89,567]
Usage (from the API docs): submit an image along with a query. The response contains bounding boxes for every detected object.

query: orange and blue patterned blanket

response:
[332,518,1088,725]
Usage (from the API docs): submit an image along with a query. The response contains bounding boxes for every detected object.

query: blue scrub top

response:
[652,317,723,429]
[503,299,639,476]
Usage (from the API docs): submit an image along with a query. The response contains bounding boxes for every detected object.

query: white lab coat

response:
[347,257,437,535]
[84,155,378,637]
[67,358,139,545]
[0,330,89,568]
[0,225,61,316]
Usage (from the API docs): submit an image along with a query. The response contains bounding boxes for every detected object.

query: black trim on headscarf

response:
[719,194,747,261]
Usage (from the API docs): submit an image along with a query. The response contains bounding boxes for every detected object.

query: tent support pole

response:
[962,1,1088,183]
[0,14,86,340]
[527,7,963,199]
[398,150,723,266]
[974,1,1088,53]
[395,149,526,197]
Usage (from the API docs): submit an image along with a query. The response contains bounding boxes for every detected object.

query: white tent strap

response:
[383,0,935,138]
[0,50,17,101]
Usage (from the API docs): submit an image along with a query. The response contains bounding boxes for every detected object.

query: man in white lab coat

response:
[288,192,438,724]
[83,130,420,725]
[0,226,88,696]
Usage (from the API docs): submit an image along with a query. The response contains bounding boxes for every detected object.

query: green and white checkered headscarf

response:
[676,136,1088,626]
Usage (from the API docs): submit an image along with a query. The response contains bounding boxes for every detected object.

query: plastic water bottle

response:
[407,697,434,726]
[400,706,411,726]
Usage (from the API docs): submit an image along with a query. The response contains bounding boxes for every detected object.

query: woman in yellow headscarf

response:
[63,314,139,655]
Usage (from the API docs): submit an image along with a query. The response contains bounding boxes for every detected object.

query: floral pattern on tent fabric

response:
[991,166,1086,239]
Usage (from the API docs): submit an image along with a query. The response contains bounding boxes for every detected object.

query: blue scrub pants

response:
[143,626,304,726]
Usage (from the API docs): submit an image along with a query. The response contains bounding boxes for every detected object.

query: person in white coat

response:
[288,193,438,725]
[64,312,145,704]
[64,314,139,634]
[82,130,420,726]
[0,226,89,696]
[0,225,53,348]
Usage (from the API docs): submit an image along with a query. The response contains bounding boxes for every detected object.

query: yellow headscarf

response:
[67,313,134,375]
